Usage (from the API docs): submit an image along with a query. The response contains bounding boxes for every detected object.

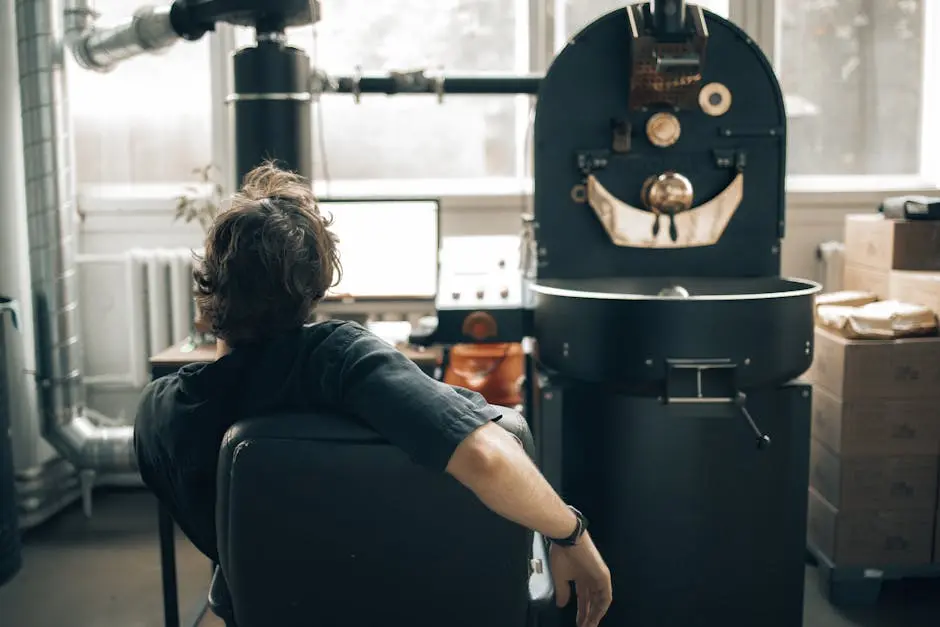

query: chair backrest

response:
[216,408,538,627]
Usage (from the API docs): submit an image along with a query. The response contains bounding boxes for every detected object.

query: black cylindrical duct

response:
[651,0,687,34]
[231,36,313,185]
[0,297,22,588]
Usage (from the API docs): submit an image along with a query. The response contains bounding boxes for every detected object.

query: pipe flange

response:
[131,5,179,54]
[433,66,445,104]
[309,68,335,99]
[352,65,362,104]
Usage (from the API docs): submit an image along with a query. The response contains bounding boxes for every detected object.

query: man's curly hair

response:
[193,162,341,344]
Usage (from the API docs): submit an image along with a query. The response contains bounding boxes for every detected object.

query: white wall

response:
[74,186,900,423]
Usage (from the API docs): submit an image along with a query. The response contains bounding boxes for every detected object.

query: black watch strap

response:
[548,506,589,547]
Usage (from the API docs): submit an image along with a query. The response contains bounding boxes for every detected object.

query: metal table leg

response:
[152,363,211,627]
[158,499,213,627]
[158,501,181,627]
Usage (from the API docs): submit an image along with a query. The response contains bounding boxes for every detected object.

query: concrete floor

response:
[1,490,939,627]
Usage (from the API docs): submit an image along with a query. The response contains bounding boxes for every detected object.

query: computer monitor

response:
[319,199,440,301]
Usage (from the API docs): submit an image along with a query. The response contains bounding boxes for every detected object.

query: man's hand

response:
[444,421,612,625]
[550,532,612,627]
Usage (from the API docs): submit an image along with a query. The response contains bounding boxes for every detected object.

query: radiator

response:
[815,240,845,293]
[127,247,197,387]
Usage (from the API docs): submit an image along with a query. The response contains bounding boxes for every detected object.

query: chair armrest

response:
[528,533,554,608]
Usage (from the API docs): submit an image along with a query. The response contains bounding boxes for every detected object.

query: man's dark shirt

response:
[133,320,501,562]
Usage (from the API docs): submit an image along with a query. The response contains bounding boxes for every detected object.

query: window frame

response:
[77,0,940,205]
[748,0,940,193]
[212,1,535,195]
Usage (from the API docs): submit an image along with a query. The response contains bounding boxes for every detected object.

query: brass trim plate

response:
[585,173,744,248]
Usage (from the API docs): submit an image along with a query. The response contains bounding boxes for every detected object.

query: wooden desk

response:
[149,341,218,378]
[150,339,442,378]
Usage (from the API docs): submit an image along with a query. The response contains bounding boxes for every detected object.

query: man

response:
[134,162,612,627]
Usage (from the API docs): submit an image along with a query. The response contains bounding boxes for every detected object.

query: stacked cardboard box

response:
[842,214,940,298]
[807,213,940,567]
[805,329,940,567]
[888,265,940,562]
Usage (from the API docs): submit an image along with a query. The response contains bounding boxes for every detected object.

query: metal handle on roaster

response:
[662,360,772,450]
[734,392,772,450]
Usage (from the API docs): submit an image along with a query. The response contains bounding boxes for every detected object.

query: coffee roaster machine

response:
[412,3,822,626]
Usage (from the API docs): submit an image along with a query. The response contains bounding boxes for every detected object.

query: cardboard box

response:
[812,386,940,457]
[844,214,940,272]
[890,271,940,315]
[807,488,934,567]
[806,327,940,400]
[809,439,939,511]
[843,263,890,299]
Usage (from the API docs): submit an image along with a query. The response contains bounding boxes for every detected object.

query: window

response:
[69,0,213,185]
[777,0,925,177]
[233,0,526,182]
[555,0,731,48]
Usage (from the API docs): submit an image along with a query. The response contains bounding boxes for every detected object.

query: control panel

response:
[436,236,530,310]
[410,236,532,346]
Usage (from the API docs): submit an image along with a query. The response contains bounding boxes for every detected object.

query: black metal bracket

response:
[663,359,771,450]
[663,358,737,403]
[576,150,611,176]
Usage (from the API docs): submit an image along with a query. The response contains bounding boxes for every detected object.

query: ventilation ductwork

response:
[65,0,181,72]
[14,0,182,475]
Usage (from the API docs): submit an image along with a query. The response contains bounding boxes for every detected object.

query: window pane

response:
[234,0,522,181]
[69,0,212,185]
[560,1,730,43]
[778,0,924,176]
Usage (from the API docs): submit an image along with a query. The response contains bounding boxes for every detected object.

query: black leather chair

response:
[211,407,554,627]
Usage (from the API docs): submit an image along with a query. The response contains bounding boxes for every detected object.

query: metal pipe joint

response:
[65,0,181,73]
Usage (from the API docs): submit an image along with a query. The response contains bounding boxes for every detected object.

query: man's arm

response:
[445,420,578,539]
[311,323,575,537]
[311,323,612,626]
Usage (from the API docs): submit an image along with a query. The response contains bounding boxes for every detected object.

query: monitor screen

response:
[319,199,440,300]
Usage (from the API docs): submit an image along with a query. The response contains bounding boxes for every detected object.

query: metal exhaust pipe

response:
[651,0,687,35]
[13,0,182,478]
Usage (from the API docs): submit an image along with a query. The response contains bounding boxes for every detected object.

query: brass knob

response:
[646,112,681,148]
[699,82,732,117]
[641,172,694,215]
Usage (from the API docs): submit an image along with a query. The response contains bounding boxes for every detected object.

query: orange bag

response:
[444,343,524,407]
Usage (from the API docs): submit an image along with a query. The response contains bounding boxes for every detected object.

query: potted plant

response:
[174,164,224,232]
[174,164,224,347]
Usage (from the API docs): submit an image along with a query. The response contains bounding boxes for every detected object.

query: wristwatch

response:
[547,506,589,547]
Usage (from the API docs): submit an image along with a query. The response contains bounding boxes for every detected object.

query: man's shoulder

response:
[295,319,403,385]
[135,372,185,435]
[300,319,369,348]
[133,372,185,479]
[135,362,213,435]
